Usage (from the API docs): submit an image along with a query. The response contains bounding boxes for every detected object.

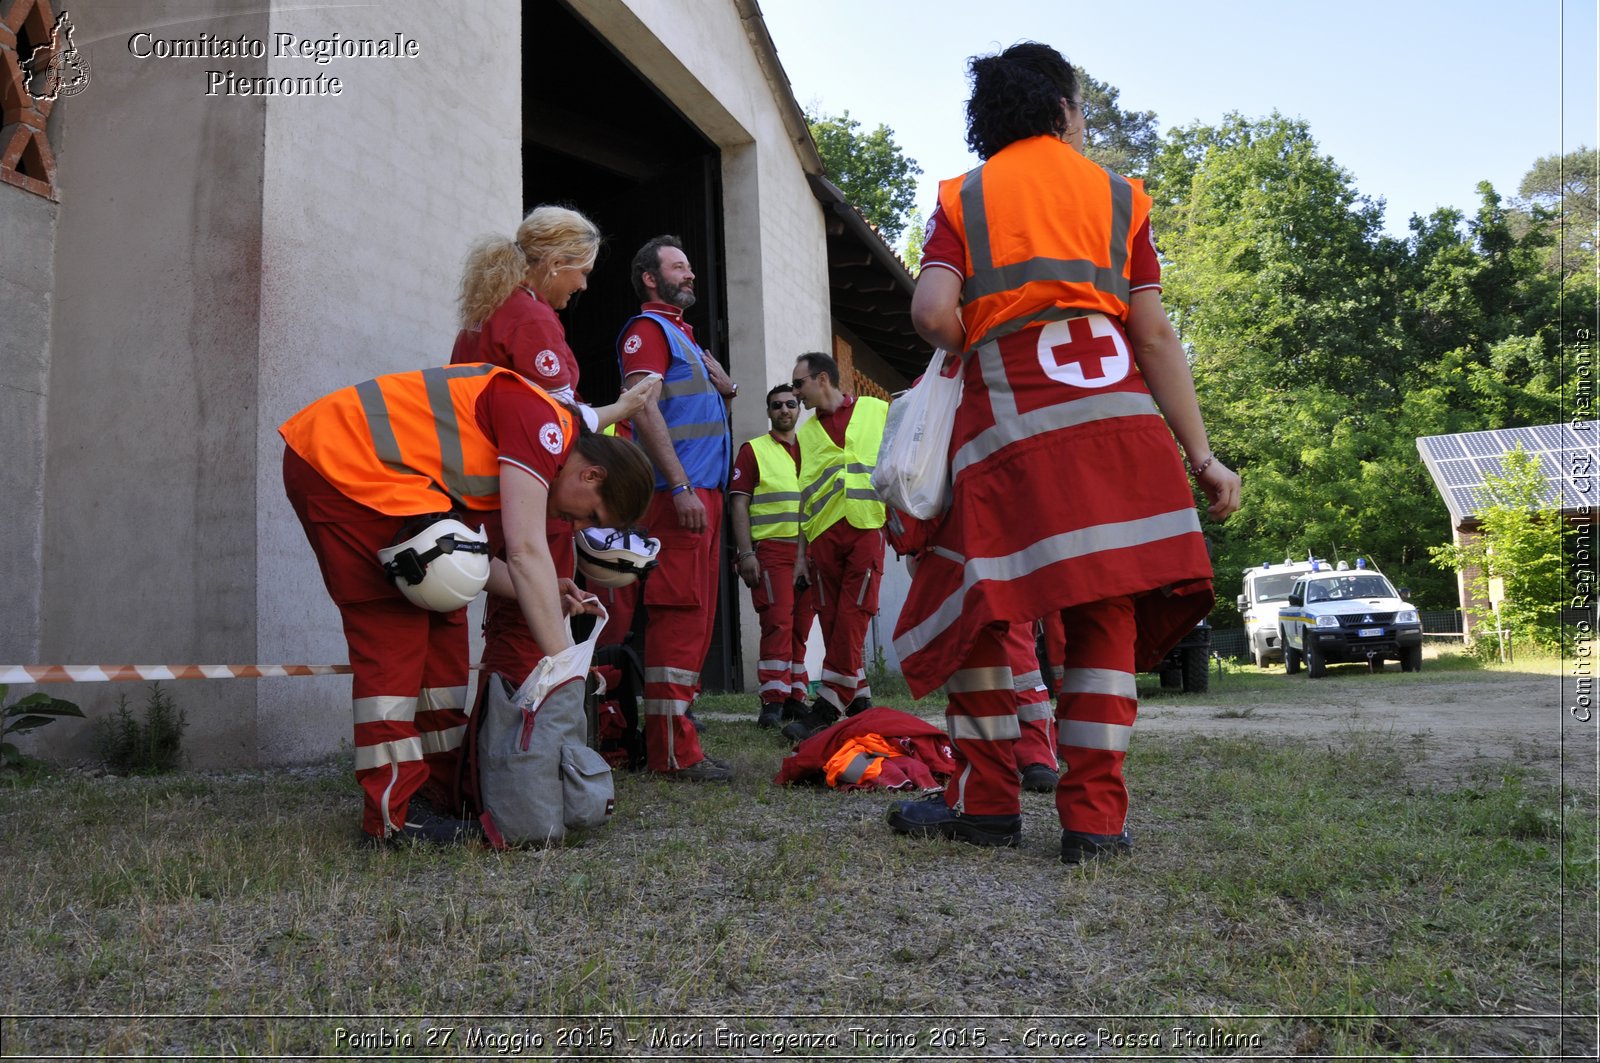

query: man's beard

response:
[657,277,696,309]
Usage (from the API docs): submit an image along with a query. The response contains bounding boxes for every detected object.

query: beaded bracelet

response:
[1190,454,1216,477]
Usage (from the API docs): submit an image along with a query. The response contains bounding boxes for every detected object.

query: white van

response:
[1238,557,1323,667]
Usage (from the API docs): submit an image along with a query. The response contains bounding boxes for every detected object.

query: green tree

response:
[1078,71,1160,179]
[807,109,922,242]
[1514,146,1597,277]
[1429,448,1566,650]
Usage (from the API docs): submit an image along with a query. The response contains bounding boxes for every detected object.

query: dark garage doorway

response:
[520,1,740,692]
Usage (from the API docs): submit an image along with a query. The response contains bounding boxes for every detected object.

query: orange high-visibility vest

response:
[280,363,573,516]
[937,135,1153,352]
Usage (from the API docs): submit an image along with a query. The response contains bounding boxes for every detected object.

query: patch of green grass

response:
[0,699,1593,1058]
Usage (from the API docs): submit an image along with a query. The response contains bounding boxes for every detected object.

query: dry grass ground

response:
[1,657,1595,1060]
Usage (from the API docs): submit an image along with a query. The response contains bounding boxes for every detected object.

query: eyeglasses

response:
[768,399,799,410]
[790,372,819,390]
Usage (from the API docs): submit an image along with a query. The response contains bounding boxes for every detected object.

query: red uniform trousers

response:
[1054,595,1138,835]
[940,623,1022,815]
[808,522,884,710]
[282,449,470,837]
[751,538,817,706]
[641,488,723,771]
[477,517,576,690]
[1040,611,1067,693]
[1005,622,1057,771]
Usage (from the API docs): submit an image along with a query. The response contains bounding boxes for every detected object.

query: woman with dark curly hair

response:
[887,41,1240,864]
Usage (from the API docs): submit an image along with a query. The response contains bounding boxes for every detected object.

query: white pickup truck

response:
[1277,561,1423,677]
[1238,557,1322,667]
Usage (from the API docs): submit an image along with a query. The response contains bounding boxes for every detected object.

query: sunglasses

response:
[790,372,820,390]
[768,399,799,410]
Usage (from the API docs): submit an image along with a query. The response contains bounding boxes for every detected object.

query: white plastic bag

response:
[477,605,614,848]
[871,348,963,519]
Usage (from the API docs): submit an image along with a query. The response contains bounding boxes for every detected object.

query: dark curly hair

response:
[965,41,1079,160]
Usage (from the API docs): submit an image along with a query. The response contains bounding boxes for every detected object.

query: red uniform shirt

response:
[619,301,702,379]
[452,287,580,403]
[729,433,801,496]
[474,374,570,489]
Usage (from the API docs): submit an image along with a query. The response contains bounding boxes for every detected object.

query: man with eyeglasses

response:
[616,235,737,782]
[728,384,818,728]
[782,352,890,742]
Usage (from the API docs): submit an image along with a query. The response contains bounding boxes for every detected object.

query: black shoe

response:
[1020,762,1059,793]
[364,812,482,849]
[845,696,873,717]
[887,794,1022,848]
[657,757,733,782]
[1060,828,1133,865]
[757,701,783,728]
[780,696,841,744]
[780,697,808,722]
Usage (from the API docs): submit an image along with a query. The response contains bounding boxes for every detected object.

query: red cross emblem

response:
[1035,315,1130,389]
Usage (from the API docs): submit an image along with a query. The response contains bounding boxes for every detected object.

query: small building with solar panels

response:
[1416,420,1598,634]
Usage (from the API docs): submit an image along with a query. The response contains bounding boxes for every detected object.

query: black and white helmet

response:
[575,527,661,588]
[376,517,491,611]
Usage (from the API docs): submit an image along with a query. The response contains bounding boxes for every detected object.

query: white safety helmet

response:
[376,517,491,612]
[575,526,661,588]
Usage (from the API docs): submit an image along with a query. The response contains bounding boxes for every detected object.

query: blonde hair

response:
[457,205,601,328]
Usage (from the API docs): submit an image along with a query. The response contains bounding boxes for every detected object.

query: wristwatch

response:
[727,383,739,398]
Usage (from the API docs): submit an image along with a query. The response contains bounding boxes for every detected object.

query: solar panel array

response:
[1416,420,1599,525]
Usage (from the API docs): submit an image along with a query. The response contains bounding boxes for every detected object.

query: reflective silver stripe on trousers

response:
[1012,669,1044,692]
[419,685,467,712]
[642,697,693,717]
[896,508,1201,659]
[945,666,1014,694]
[418,725,465,755]
[1058,667,1139,700]
[1060,720,1133,752]
[947,714,1023,741]
[757,658,788,671]
[759,679,790,695]
[959,162,1134,303]
[353,695,417,725]
[645,666,700,688]
[1017,702,1053,724]
[355,735,425,772]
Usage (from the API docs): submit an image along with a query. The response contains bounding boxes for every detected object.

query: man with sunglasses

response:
[782,352,890,742]
[728,384,818,728]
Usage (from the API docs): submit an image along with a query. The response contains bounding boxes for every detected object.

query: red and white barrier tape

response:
[1,664,356,684]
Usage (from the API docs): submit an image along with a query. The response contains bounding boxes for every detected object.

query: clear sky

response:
[760,0,1597,242]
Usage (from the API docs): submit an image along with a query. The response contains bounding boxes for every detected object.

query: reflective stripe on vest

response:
[938,136,1153,352]
[747,433,802,541]
[618,312,730,491]
[797,396,888,540]
[279,363,572,515]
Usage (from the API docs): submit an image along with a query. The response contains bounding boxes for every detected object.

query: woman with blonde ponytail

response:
[451,204,603,407]
[450,205,654,733]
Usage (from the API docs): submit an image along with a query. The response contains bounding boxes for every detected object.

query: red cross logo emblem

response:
[1035,315,1130,389]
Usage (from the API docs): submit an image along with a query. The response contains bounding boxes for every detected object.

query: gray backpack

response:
[476,614,615,848]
